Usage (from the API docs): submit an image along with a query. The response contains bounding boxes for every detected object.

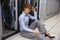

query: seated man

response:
[19,3,55,40]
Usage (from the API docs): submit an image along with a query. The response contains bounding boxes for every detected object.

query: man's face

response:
[25,8,31,14]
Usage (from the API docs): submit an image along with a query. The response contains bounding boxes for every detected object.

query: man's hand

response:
[33,29,40,35]
[31,7,35,12]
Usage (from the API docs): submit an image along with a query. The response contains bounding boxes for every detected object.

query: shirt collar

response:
[22,12,28,16]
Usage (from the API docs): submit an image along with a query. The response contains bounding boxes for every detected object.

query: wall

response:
[39,0,59,21]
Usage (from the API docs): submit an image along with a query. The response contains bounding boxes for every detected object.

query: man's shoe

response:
[45,33,55,38]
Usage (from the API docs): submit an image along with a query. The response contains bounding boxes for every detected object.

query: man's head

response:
[23,3,32,14]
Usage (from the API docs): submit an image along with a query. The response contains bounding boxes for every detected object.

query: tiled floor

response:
[6,14,60,40]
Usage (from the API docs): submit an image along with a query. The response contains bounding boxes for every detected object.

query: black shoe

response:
[45,34,55,38]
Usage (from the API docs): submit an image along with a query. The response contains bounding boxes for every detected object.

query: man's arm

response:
[29,10,37,20]
[19,16,34,32]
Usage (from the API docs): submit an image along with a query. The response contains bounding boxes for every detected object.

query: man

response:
[19,3,55,40]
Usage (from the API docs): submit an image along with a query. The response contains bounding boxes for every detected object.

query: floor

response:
[5,13,60,40]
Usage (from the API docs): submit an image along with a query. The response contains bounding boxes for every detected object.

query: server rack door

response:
[0,2,3,40]
[1,0,19,39]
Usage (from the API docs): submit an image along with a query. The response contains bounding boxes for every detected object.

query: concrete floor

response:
[6,13,60,40]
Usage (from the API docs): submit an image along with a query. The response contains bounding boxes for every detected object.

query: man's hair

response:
[23,3,32,11]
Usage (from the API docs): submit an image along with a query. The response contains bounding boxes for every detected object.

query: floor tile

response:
[9,35,32,40]
[43,14,60,31]
[49,21,60,34]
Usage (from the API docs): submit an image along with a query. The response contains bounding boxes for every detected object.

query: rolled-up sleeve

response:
[19,16,33,32]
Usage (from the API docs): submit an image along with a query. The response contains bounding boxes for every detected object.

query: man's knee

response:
[35,20,45,27]
[35,20,40,23]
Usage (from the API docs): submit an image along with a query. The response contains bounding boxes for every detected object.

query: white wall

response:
[39,0,59,21]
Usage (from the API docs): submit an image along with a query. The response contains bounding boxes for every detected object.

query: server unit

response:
[1,0,19,39]
[0,1,3,40]
[39,0,59,21]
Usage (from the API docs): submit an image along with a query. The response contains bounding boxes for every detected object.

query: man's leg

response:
[29,20,47,34]
[35,20,47,34]
[20,30,35,39]
[20,30,50,40]
[29,20,55,38]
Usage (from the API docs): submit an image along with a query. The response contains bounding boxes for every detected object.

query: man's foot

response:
[45,32,55,38]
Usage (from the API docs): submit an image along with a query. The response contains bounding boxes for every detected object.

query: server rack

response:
[1,0,19,39]
[1,0,40,39]
[0,1,3,40]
